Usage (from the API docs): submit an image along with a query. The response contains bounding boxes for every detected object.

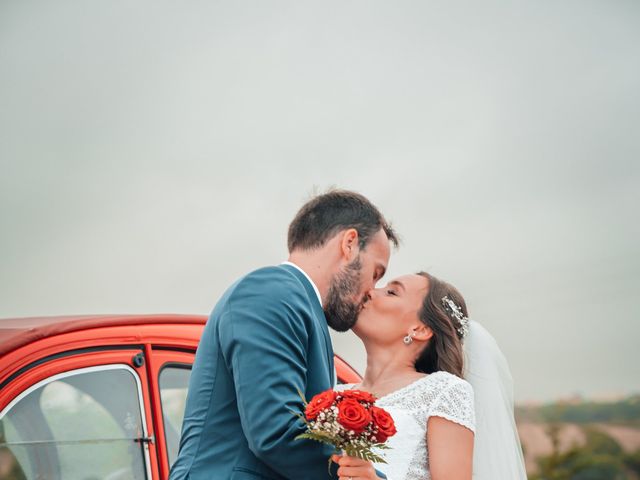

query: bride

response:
[333,272,527,480]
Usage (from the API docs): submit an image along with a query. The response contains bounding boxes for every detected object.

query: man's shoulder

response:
[211,265,315,332]
[241,264,300,285]
[227,264,307,302]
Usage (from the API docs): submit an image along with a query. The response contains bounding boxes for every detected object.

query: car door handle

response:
[134,435,155,444]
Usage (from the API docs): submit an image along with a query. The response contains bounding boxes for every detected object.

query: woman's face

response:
[353,273,429,346]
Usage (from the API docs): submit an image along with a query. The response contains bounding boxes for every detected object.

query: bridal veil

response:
[464,320,528,479]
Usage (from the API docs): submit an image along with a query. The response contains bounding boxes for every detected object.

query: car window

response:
[0,365,149,480]
[158,365,191,468]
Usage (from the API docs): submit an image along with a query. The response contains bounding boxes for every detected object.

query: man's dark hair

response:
[287,189,399,252]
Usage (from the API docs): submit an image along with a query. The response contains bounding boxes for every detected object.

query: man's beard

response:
[324,256,364,332]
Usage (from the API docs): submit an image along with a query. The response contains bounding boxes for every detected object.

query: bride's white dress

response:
[338,371,475,480]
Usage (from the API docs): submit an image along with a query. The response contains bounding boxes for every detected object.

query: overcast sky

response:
[1,1,638,402]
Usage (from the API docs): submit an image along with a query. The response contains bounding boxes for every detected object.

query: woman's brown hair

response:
[414,272,468,377]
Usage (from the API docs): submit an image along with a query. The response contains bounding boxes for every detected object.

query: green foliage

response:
[296,387,309,406]
[294,431,390,464]
[624,449,640,475]
[343,445,389,464]
[518,395,640,479]
[295,431,340,445]
[582,427,624,457]
[530,423,634,480]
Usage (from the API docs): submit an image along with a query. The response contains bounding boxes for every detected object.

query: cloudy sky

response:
[1,1,638,402]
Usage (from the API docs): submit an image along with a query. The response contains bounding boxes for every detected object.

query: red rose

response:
[340,389,376,404]
[337,398,372,434]
[371,406,396,442]
[305,389,337,420]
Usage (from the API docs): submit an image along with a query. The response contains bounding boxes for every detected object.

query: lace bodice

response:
[338,371,475,480]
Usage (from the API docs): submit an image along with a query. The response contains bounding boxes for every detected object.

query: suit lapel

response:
[280,264,335,385]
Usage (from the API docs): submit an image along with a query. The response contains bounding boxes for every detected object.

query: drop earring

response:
[403,333,414,345]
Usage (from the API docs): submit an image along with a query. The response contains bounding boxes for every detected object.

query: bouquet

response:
[293,388,397,468]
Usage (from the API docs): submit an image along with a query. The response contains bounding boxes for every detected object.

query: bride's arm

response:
[427,416,474,480]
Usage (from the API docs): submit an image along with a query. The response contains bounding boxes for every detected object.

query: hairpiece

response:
[441,295,469,339]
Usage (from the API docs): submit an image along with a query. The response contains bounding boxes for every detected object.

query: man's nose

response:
[367,288,382,299]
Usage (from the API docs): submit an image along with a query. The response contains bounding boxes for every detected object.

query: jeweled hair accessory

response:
[441,295,469,339]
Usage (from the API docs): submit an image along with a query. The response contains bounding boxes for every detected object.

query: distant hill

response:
[516,394,640,426]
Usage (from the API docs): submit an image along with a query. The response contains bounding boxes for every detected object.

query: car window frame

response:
[157,361,192,468]
[0,363,153,480]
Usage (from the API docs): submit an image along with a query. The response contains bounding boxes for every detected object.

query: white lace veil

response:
[463,320,528,479]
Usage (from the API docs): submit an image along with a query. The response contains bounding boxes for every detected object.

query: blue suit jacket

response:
[169,264,343,479]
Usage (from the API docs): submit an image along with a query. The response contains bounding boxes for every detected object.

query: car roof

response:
[0,314,207,357]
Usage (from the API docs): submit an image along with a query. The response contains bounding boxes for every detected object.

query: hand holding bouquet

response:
[293,388,397,468]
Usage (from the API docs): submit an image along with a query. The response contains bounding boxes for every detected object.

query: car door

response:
[0,348,158,480]
[146,348,194,479]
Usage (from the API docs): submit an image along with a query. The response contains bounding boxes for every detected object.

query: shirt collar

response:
[281,261,323,306]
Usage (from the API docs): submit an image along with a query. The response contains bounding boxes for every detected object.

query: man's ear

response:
[339,228,360,261]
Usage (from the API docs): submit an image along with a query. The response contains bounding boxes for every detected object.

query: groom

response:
[169,190,398,479]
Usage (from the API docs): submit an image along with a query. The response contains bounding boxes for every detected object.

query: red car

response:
[0,315,361,480]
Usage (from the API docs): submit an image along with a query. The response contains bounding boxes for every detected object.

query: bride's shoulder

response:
[428,370,471,387]
[424,371,474,399]
[425,372,476,431]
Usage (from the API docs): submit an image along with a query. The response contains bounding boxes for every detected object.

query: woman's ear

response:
[339,228,360,261]
[411,324,433,343]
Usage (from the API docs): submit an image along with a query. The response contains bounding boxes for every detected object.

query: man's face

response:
[324,229,391,331]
